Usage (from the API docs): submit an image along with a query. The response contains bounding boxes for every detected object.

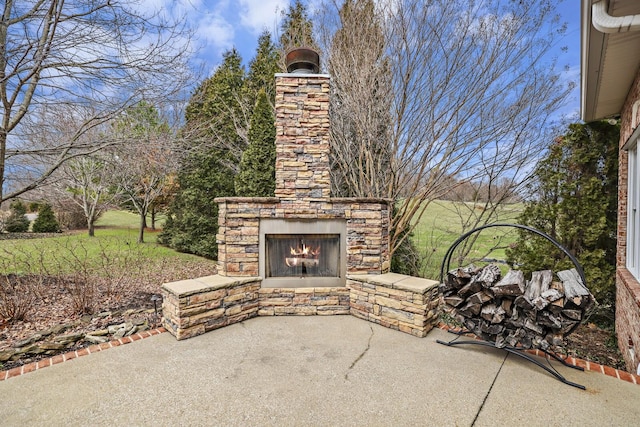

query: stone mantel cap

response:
[214,196,392,204]
[347,273,439,294]
[275,73,331,78]
[214,197,280,203]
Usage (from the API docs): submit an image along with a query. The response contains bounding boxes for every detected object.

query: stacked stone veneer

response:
[348,274,441,338]
[215,197,391,277]
[215,73,391,278]
[274,74,331,200]
[162,276,261,340]
[162,273,440,340]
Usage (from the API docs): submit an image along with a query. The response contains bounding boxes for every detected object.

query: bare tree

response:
[319,0,393,198]
[317,0,571,258]
[0,0,193,207]
[57,153,121,237]
[113,102,179,244]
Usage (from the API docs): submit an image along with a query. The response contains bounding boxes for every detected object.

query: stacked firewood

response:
[440,264,595,350]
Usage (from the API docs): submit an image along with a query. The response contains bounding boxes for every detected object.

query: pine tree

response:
[235,90,277,197]
[244,31,282,108]
[160,150,236,258]
[4,200,30,233]
[32,203,60,233]
[159,50,244,258]
[506,121,619,321]
[279,0,316,52]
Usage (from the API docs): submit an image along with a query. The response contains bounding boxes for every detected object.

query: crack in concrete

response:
[471,352,509,426]
[345,325,374,380]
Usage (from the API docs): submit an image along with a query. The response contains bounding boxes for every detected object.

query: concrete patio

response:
[1,315,639,426]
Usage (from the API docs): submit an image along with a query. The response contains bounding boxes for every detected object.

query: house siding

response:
[617,67,640,373]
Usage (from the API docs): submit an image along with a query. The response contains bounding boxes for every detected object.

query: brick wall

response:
[617,67,640,374]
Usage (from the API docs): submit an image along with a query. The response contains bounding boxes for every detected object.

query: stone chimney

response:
[274,48,331,201]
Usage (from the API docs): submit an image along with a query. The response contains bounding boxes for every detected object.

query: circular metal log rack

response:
[436,223,588,390]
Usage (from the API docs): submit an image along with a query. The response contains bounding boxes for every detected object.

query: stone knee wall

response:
[162,276,261,340]
[162,274,441,341]
[258,287,350,316]
[348,273,440,337]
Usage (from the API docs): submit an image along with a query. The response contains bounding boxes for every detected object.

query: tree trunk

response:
[0,130,6,207]
[151,206,156,230]
[88,221,95,237]
[138,210,146,243]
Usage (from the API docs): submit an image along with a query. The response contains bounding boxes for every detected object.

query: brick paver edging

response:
[0,327,167,381]
[437,323,640,385]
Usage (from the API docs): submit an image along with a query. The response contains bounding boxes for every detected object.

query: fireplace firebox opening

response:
[259,219,346,288]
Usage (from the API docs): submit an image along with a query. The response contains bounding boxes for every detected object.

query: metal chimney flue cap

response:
[285,47,320,74]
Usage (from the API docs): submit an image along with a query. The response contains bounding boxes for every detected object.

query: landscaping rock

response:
[42,324,70,336]
[21,344,45,355]
[133,318,146,326]
[55,333,85,345]
[39,342,67,351]
[0,349,16,362]
[84,334,108,344]
[13,334,42,348]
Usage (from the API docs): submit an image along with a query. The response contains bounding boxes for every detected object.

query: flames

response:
[285,242,320,268]
[289,243,320,258]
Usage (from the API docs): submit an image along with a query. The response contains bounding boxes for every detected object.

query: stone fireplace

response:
[162,50,440,341]
[214,67,391,286]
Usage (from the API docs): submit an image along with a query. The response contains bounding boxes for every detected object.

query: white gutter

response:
[592,0,640,34]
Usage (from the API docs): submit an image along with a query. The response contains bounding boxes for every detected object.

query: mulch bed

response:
[0,259,216,371]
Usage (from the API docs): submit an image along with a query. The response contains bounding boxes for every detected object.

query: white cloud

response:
[238,0,288,35]
[196,11,236,48]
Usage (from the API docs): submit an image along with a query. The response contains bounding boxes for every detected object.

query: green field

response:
[0,210,209,275]
[411,200,523,280]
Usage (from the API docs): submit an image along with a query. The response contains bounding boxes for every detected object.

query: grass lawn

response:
[0,210,212,275]
[411,200,523,280]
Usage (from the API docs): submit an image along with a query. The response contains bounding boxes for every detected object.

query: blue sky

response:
[145,0,582,118]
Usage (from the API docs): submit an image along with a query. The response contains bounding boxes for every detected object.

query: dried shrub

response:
[0,274,37,321]
[63,275,96,315]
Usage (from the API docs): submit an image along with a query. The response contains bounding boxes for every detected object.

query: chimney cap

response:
[285,47,320,74]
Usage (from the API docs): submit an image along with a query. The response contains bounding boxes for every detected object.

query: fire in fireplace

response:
[266,234,340,277]
[259,219,346,288]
